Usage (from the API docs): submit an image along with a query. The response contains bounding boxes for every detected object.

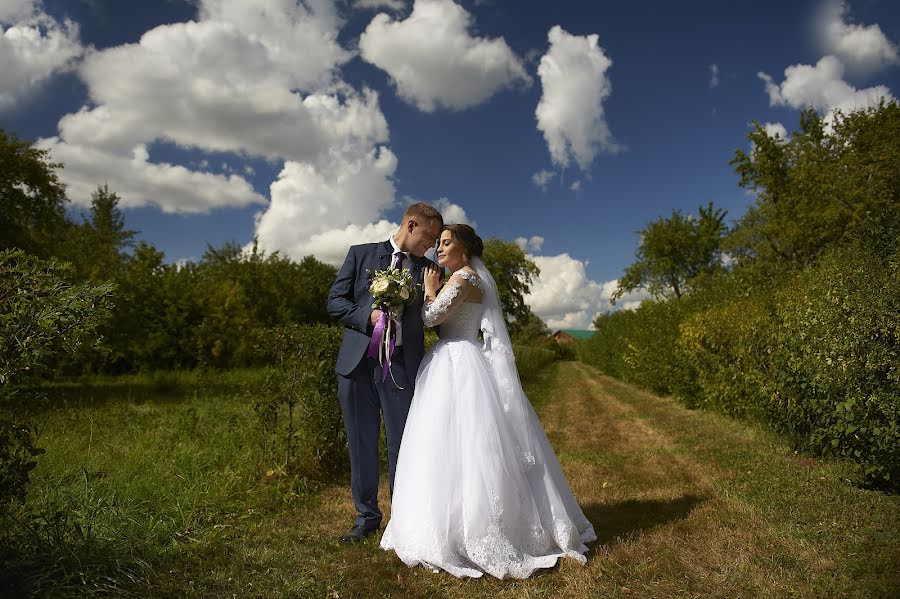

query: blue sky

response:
[2,0,898,328]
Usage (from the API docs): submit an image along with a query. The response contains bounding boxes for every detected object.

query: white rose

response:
[399,287,410,300]
[371,279,390,294]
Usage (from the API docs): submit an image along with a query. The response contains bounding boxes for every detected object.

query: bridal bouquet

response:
[369,267,417,311]
[366,267,418,386]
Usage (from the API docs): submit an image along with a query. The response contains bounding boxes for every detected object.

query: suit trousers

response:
[337,346,414,530]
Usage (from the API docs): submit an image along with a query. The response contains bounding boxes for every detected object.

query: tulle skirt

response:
[380,338,596,579]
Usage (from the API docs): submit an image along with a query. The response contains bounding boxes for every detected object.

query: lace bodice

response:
[438,302,483,340]
[423,270,483,339]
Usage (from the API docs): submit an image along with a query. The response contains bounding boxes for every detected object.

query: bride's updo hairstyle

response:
[443,224,483,261]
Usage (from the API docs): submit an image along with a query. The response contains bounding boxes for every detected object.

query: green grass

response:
[2,362,898,598]
[2,370,270,596]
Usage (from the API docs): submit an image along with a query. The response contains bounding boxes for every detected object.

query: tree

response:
[481,238,540,335]
[614,202,727,301]
[98,242,199,372]
[0,130,69,257]
[727,101,900,273]
[186,241,338,369]
[292,255,337,324]
[510,310,549,343]
[70,185,136,283]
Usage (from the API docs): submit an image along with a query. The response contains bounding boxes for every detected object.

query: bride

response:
[380,224,596,579]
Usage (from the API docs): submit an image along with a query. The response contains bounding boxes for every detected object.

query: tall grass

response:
[1,375,265,596]
[2,336,564,596]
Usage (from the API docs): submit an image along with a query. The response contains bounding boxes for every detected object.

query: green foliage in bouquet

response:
[368,266,417,311]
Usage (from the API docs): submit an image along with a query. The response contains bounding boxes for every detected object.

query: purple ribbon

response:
[366,307,396,382]
[386,329,396,383]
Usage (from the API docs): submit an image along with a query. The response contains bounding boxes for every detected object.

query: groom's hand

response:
[370,309,384,327]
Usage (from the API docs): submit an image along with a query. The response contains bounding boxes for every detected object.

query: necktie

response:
[392,251,406,346]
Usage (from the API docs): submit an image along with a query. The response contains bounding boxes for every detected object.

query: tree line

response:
[0,129,544,376]
[2,130,337,373]
[581,102,900,490]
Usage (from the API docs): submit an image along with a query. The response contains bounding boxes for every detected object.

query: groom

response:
[326,203,443,542]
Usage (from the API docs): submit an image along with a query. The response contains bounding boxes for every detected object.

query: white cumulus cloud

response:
[434,197,474,226]
[270,220,401,266]
[535,25,620,171]
[514,236,544,252]
[36,138,265,213]
[359,0,531,112]
[39,0,398,223]
[0,0,35,22]
[758,55,893,116]
[817,0,899,76]
[524,252,647,330]
[58,0,370,160]
[252,146,399,261]
[762,121,788,141]
[0,1,83,108]
[254,182,476,266]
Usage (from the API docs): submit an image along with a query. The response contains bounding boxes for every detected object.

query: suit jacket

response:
[327,240,432,378]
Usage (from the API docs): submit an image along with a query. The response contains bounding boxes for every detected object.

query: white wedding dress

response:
[380,261,596,579]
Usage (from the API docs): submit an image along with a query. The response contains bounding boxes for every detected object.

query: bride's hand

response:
[424,264,442,299]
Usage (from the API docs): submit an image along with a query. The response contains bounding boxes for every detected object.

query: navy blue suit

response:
[326,240,431,530]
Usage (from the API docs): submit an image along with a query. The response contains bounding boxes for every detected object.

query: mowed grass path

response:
[150,362,899,598]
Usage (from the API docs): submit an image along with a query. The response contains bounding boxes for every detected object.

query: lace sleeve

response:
[423,271,474,327]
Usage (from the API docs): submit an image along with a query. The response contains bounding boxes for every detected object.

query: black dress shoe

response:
[340,525,378,543]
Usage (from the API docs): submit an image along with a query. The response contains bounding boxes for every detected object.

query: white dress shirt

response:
[389,237,410,346]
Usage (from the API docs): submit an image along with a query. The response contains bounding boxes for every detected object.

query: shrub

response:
[768,245,900,487]
[676,295,773,420]
[0,250,118,593]
[526,334,577,361]
[549,340,578,361]
[512,345,556,381]
[0,250,113,506]
[579,299,694,396]
[254,324,347,479]
[620,299,694,395]
[578,309,638,380]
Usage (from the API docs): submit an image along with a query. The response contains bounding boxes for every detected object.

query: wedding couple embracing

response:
[326,203,596,579]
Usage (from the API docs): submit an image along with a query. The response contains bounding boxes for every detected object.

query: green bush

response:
[549,340,577,361]
[580,246,900,489]
[579,299,694,396]
[767,245,900,487]
[576,103,900,489]
[525,334,577,361]
[620,299,694,395]
[676,294,773,420]
[254,324,347,479]
[512,345,557,381]
[0,250,113,506]
[577,310,638,380]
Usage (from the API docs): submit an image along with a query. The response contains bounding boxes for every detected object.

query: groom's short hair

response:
[403,203,443,226]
